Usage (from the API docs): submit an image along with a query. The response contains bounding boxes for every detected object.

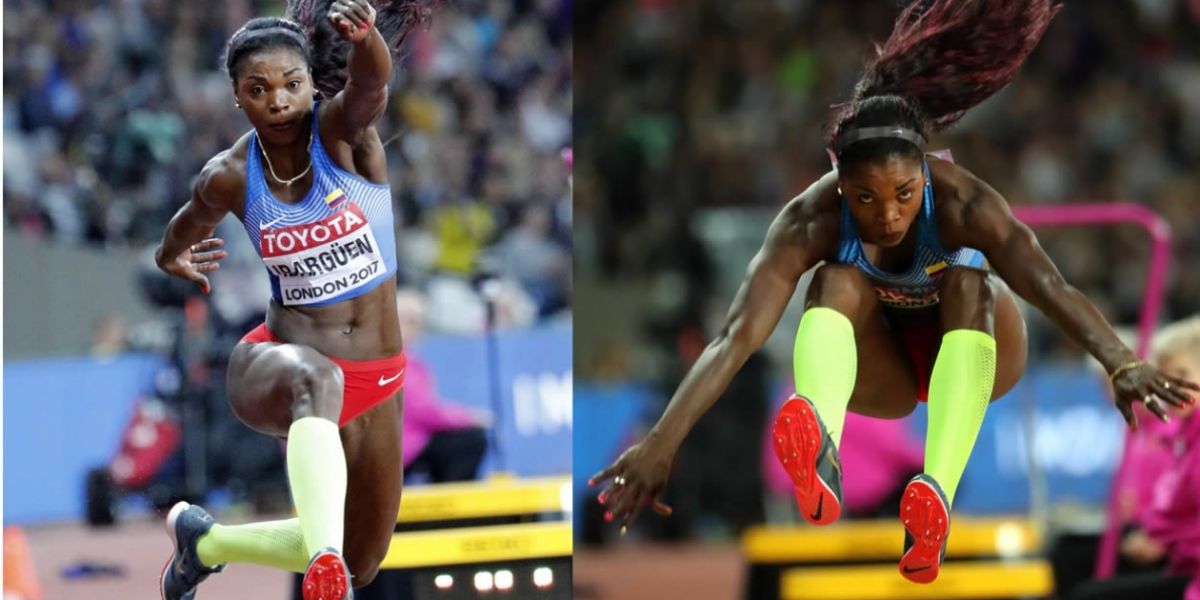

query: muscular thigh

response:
[225,341,343,437]
[991,280,1027,399]
[846,303,923,419]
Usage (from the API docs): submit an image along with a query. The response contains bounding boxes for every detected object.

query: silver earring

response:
[235,102,241,108]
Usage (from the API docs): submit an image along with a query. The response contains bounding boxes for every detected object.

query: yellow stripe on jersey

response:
[324,188,346,205]
[924,261,948,275]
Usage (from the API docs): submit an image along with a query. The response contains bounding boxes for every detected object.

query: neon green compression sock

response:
[924,329,997,506]
[793,307,858,448]
[196,519,309,573]
[287,416,348,557]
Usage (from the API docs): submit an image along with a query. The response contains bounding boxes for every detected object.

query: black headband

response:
[233,24,310,52]
[832,126,927,155]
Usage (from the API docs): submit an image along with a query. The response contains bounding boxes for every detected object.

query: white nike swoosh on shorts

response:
[378,370,405,386]
[259,215,287,229]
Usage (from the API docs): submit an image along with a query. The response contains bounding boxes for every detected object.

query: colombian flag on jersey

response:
[324,187,348,210]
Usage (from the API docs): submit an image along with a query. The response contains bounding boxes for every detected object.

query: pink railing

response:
[1011,202,1173,579]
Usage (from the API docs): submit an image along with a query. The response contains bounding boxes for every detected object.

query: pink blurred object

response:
[1011,203,1170,360]
[1142,413,1200,600]
[561,147,573,169]
[763,405,923,515]
[401,357,482,468]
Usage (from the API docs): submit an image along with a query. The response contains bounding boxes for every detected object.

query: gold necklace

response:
[259,128,313,186]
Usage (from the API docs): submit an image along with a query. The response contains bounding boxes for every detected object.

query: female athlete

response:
[590,0,1199,585]
[154,1,433,598]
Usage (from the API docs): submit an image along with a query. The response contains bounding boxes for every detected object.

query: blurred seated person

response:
[1050,326,1182,597]
[396,288,491,483]
[1071,316,1200,600]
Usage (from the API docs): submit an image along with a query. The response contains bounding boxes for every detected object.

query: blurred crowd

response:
[575,0,1200,358]
[4,0,572,333]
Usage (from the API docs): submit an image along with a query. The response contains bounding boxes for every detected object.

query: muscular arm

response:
[943,169,1137,373]
[327,1,391,137]
[339,29,390,131]
[648,181,838,450]
[154,161,234,290]
[156,171,229,266]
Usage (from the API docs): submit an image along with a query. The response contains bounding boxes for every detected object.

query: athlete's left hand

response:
[1111,361,1199,430]
[158,235,226,295]
[328,0,376,43]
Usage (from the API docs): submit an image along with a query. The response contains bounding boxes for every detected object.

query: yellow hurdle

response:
[396,475,570,523]
[742,516,1041,563]
[380,521,573,569]
[779,560,1054,600]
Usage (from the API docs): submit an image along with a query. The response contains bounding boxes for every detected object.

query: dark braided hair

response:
[829,0,1061,167]
[223,0,437,98]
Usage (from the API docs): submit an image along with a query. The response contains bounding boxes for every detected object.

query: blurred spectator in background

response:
[490,203,571,316]
[3,0,572,334]
[90,314,131,358]
[396,288,490,483]
[1071,316,1200,600]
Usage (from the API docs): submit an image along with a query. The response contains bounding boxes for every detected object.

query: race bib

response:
[260,203,384,305]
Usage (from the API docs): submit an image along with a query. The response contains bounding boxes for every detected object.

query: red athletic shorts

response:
[240,324,406,426]
[889,312,942,403]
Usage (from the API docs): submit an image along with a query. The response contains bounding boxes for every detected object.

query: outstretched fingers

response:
[588,463,620,489]
[1142,395,1171,423]
[650,497,673,516]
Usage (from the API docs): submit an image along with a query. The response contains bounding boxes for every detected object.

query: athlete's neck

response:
[867,227,919,273]
[258,119,314,178]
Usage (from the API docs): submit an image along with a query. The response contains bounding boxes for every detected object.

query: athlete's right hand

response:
[156,236,227,294]
[588,436,675,535]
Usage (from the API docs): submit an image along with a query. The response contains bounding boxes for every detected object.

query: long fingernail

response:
[620,526,627,536]
[604,512,613,522]
[598,493,607,504]
[359,22,368,30]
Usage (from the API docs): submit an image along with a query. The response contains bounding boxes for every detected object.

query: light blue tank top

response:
[833,160,984,309]
[241,103,397,307]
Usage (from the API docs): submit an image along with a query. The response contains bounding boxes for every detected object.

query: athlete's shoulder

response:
[769,170,840,258]
[783,169,840,222]
[194,134,251,209]
[921,156,988,212]
[927,155,1011,246]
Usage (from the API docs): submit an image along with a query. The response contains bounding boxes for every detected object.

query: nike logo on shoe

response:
[902,565,931,574]
[810,494,824,522]
[259,215,287,229]
[378,370,404,386]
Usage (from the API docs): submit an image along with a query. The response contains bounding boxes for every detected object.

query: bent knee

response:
[938,267,995,307]
[807,264,875,315]
[811,263,871,290]
[288,356,344,420]
[225,344,345,435]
